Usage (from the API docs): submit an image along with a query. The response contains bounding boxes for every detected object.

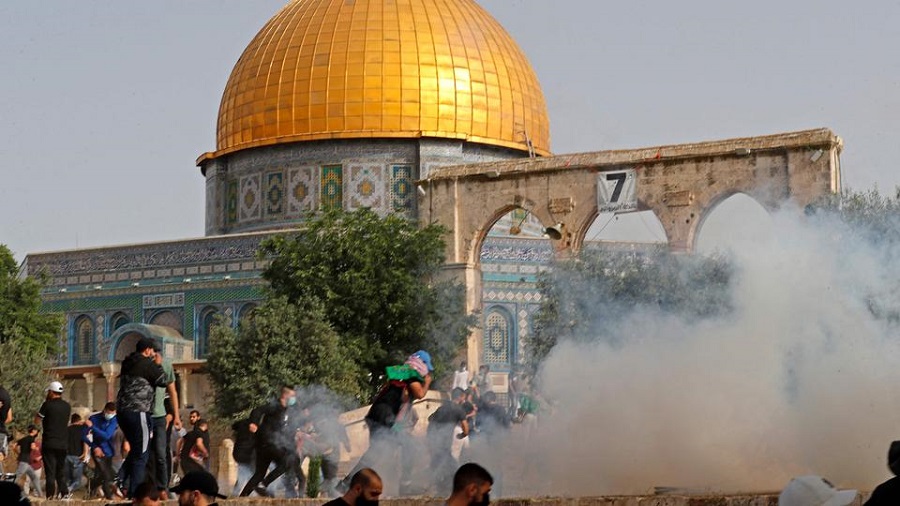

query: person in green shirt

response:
[148,343,182,500]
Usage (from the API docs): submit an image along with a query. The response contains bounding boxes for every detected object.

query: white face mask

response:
[104,412,115,421]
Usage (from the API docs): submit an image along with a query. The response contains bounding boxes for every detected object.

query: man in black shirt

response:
[230,418,255,496]
[0,378,12,461]
[427,388,471,495]
[239,385,297,497]
[14,425,42,498]
[116,337,169,498]
[64,413,87,497]
[178,419,210,475]
[36,381,71,499]
[322,468,382,506]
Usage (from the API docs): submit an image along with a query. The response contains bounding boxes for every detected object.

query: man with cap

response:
[339,350,434,491]
[35,380,70,499]
[778,475,856,506]
[116,337,171,498]
[864,440,900,504]
[171,469,226,506]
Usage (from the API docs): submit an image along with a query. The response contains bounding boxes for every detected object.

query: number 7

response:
[606,173,627,202]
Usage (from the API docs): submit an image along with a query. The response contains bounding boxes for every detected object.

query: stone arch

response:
[693,192,774,252]
[573,198,669,251]
[472,204,557,269]
[237,303,257,323]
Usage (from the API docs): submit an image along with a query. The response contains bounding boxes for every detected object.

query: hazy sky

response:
[2,0,898,260]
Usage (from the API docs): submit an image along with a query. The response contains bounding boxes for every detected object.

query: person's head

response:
[26,424,37,436]
[103,402,117,420]
[482,391,497,405]
[196,419,209,432]
[451,387,467,403]
[189,410,201,426]
[888,441,900,476]
[451,463,493,506]
[46,381,63,399]
[171,470,226,506]
[132,481,161,506]
[344,468,382,506]
[459,361,467,371]
[70,413,82,424]
[479,364,489,374]
[279,385,297,407]
[778,475,856,506]
[136,337,160,358]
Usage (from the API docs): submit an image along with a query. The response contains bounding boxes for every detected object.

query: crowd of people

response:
[3,344,900,506]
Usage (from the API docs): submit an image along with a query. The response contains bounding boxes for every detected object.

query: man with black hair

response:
[177,419,209,475]
[131,481,161,506]
[427,387,471,494]
[36,380,70,499]
[147,346,181,500]
[239,385,297,497]
[322,468,382,506]
[13,425,42,498]
[63,413,88,496]
[116,337,170,498]
[85,402,118,500]
[865,440,900,504]
[447,463,492,506]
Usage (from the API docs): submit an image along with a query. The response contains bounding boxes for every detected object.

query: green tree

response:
[205,296,367,419]
[260,209,473,395]
[0,339,53,433]
[527,246,734,375]
[0,245,62,352]
[0,244,61,432]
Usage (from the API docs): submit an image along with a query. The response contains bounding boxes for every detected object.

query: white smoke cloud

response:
[492,206,900,496]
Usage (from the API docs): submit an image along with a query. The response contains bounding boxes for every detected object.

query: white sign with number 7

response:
[597,169,637,213]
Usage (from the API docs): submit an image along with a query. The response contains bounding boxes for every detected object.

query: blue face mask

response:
[104,413,115,421]
[287,397,297,407]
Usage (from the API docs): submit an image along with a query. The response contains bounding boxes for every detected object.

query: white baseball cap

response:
[46,381,64,394]
[779,475,857,506]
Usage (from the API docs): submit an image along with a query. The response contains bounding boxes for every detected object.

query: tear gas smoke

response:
[481,205,900,496]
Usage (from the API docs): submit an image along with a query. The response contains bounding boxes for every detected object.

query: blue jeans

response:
[65,455,84,493]
[117,411,152,498]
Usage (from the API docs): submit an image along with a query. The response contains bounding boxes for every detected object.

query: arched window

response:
[110,312,130,333]
[197,307,219,359]
[148,310,183,334]
[238,303,257,324]
[74,315,94,365]
[484,307,512,366]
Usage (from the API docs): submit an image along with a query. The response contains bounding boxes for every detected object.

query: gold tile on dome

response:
[212,0,550,157]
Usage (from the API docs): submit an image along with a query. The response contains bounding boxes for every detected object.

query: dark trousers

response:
[180,455,205,475]
[92,455,115,499]
[147,416,169,491]
[42,447,68,498]
[118,411,152,498]
[240,444,291,496]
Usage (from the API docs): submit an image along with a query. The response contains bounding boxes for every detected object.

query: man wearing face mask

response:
[85,402,119,500]
[239,385,297,497]
[447,463,493,506]
[322,468,382,506]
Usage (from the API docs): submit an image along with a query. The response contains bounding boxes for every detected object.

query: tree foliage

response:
[527,246,734,375]
[259,209,473,397]
[0,339,53,433]
[0,245,62,352]
[0,245,61,432]
[205,296,366,419]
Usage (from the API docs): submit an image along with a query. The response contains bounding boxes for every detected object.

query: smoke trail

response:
[492,205,900,495]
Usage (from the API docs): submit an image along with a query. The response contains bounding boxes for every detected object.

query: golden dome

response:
[210,0,550,159]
